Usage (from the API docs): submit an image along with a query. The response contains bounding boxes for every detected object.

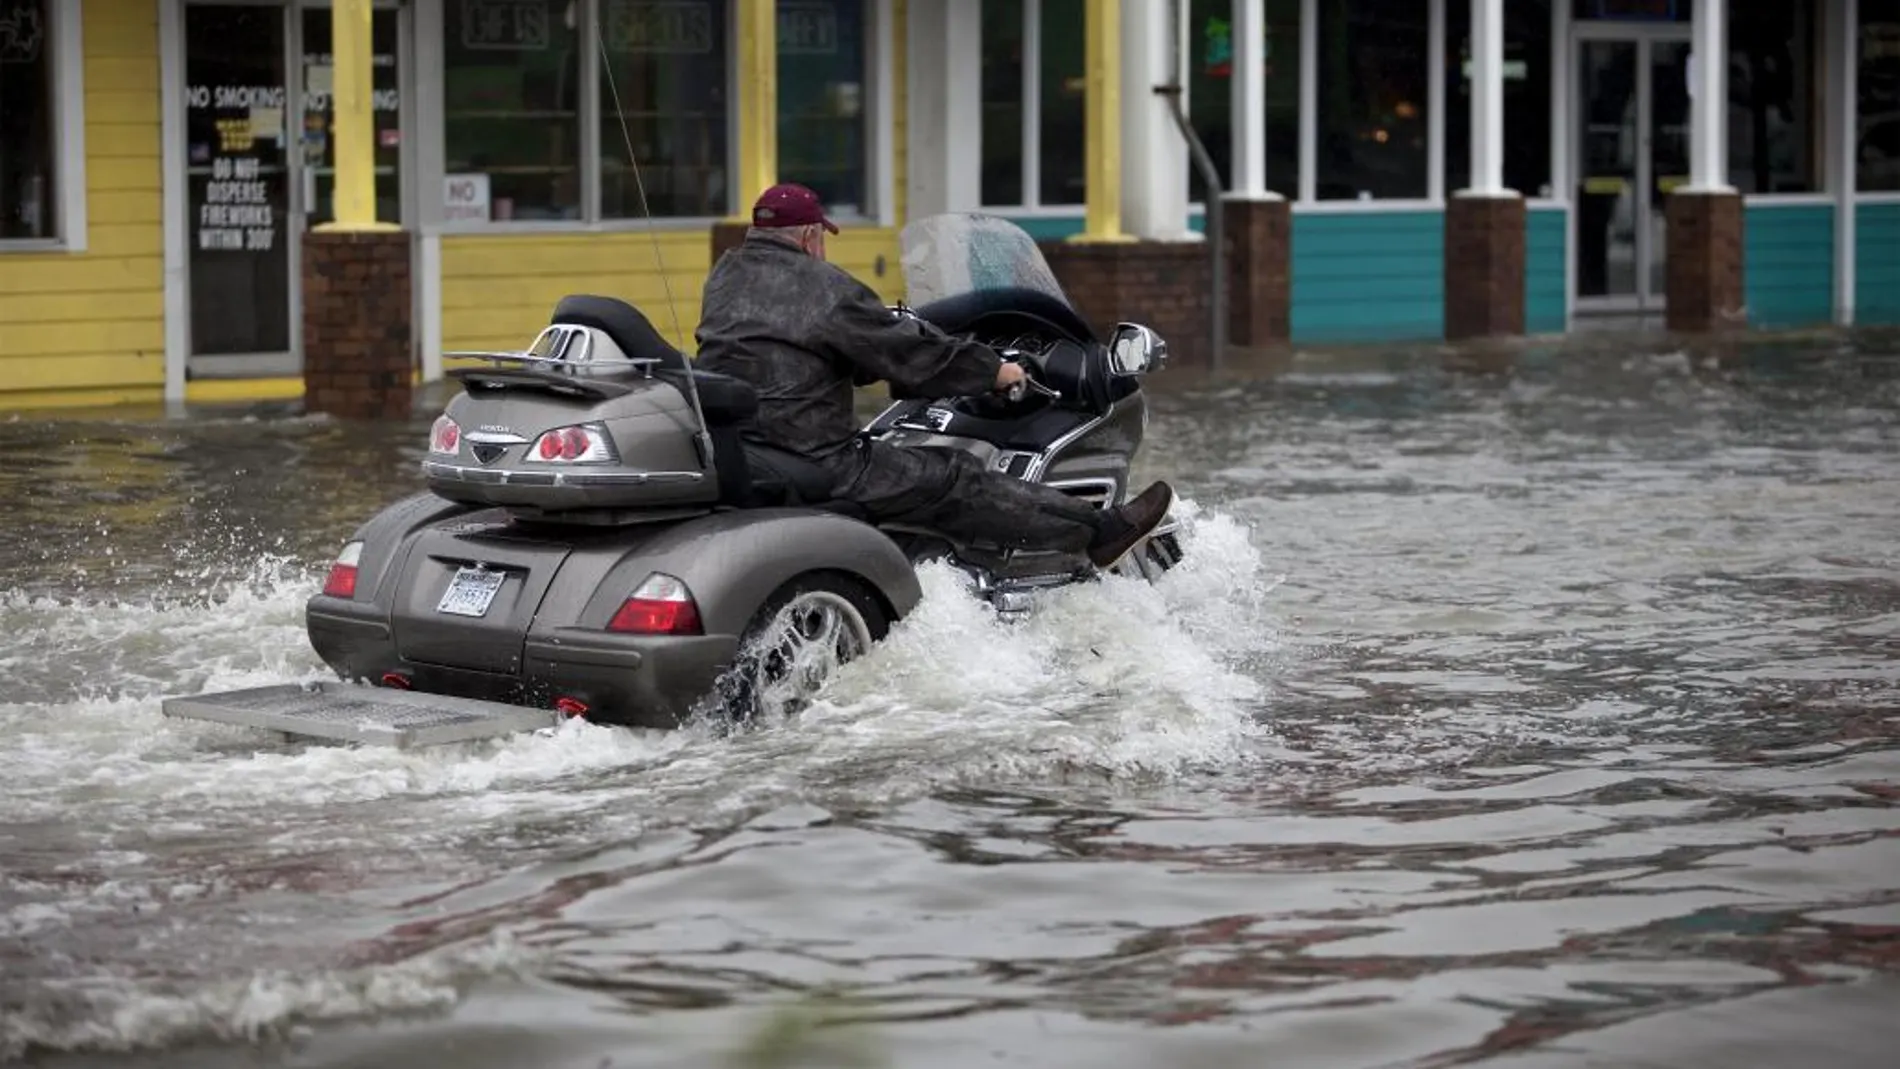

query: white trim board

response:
[161,0,188,404]
[871,0,897,226]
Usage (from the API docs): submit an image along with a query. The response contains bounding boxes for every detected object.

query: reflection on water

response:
[2,335,1898,1067]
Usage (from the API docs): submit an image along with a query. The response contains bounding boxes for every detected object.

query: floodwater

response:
[3,333,1898,1068]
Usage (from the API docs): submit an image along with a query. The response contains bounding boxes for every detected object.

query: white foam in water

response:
[2,931,539,1059]
[0,498,1281,1056]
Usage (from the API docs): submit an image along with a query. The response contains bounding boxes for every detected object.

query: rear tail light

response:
[321,540,364,598]
[554,696,590,717]
[527,423,615,464]
[429,415,460,456]
[606,572,703,635]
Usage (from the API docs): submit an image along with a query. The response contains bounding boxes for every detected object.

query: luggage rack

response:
[444,323,664,376]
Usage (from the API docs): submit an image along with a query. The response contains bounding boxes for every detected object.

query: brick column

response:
[302,230,413,419]
[1443,192,1526,340]
[1224,197,1290,349]
[1665,190,1745,333]
[1040,241,1211,367]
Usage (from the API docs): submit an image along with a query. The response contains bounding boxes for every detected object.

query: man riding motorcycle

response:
[694,183,1174,570]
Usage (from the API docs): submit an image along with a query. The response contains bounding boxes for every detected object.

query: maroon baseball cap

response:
[751,182,839,234]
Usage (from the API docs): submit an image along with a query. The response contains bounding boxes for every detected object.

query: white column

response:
[160,0,187,406]
[1834,0,1859,325]
[1230,0,1268,198]
[1464,0,1506,194]
[1119,0,1194,239]
[1686,0,1733,191]
[904,0,982,217]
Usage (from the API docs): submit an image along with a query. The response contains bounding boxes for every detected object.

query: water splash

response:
[0,498,1278,1060]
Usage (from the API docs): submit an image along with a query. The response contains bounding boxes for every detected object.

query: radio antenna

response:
[596,27,713,467]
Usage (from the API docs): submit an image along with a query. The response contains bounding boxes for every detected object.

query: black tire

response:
[705,572,891,727]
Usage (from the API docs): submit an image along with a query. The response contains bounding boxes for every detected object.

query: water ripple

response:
[3,337,1898,1067]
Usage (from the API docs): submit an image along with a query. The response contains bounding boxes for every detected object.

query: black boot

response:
[1087,481,1174,569]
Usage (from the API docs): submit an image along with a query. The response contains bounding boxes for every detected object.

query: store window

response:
[1315,0,1430,200]
[443,0,880,225]
[778,0,868,217]
[979,0,1024,205]
[0,0,57,241]
[597,0,729,218]
[1186,0,1301,202]
[1036,0,1085,205]
[1729,1,1819,194]
[1445,0,1553,197]
[443,0,583,221]
[1859,0,1900,192]
[979,0,1086,208]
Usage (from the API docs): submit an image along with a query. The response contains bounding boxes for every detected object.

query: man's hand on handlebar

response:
[993,361,1027,393]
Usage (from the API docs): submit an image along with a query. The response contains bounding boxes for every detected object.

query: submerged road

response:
[1,333,1897,1067]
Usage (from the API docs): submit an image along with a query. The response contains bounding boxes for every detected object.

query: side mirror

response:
[1107,322,1167,377]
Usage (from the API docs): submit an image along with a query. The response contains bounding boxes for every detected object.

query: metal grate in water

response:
[162,682,559,749]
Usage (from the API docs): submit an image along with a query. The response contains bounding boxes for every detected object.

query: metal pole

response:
[1156,0,1226,368]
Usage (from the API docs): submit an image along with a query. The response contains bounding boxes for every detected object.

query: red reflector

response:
[380,672,412,690]
[554,696,589,717]
[606,597,702,635]
[322,563,358,598]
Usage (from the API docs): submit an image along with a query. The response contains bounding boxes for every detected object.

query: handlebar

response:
[1004,368,1061,404]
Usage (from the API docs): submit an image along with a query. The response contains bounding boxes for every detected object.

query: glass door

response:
[1647,38,1691,302]
[1575,38,1639,305]
[1572,29,1692,314]
[182,1,407,381]
[184,3,295,375]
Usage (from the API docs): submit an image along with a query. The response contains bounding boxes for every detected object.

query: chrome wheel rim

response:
[748,591,873,719]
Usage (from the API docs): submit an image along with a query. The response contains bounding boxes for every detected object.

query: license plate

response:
[436,566,506,618]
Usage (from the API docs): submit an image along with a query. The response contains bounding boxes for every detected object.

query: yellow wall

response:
[0,0,165,410]
[439,231,713,356]
[441,0,912,358]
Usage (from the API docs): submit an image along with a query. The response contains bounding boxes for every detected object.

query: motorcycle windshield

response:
[898,213,1074,311]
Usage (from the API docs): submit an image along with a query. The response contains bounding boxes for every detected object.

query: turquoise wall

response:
[1743,204,1835,329]
[1008,207,1568,343]
[1526,207,1567,334]
[1857,202,1900,326]
[1289,211,1443,342]
[1007,202,1897,334]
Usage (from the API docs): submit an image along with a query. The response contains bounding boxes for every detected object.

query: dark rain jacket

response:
[694,232,1004,457]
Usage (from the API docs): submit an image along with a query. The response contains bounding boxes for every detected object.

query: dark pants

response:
[821,441,1103,554]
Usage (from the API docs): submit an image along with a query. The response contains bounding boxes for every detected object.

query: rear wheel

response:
[716,573,890,725]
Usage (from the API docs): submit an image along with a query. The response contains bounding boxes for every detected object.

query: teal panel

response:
[1014,206,1570,344]
[1856,202,1900,326]
[1000,213,1086,241]
[1291,211,1443,342]
[1743,204,1835,329]
[1526,207,1567,334]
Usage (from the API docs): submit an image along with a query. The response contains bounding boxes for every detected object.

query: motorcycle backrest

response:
[546,294,693,374]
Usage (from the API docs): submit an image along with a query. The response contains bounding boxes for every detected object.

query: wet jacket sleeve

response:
[820,282,1004,399]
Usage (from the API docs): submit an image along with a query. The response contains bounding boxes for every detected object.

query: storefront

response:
[1,0,1897,411]
[0,0,900,409]
[959,0,1900,341]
